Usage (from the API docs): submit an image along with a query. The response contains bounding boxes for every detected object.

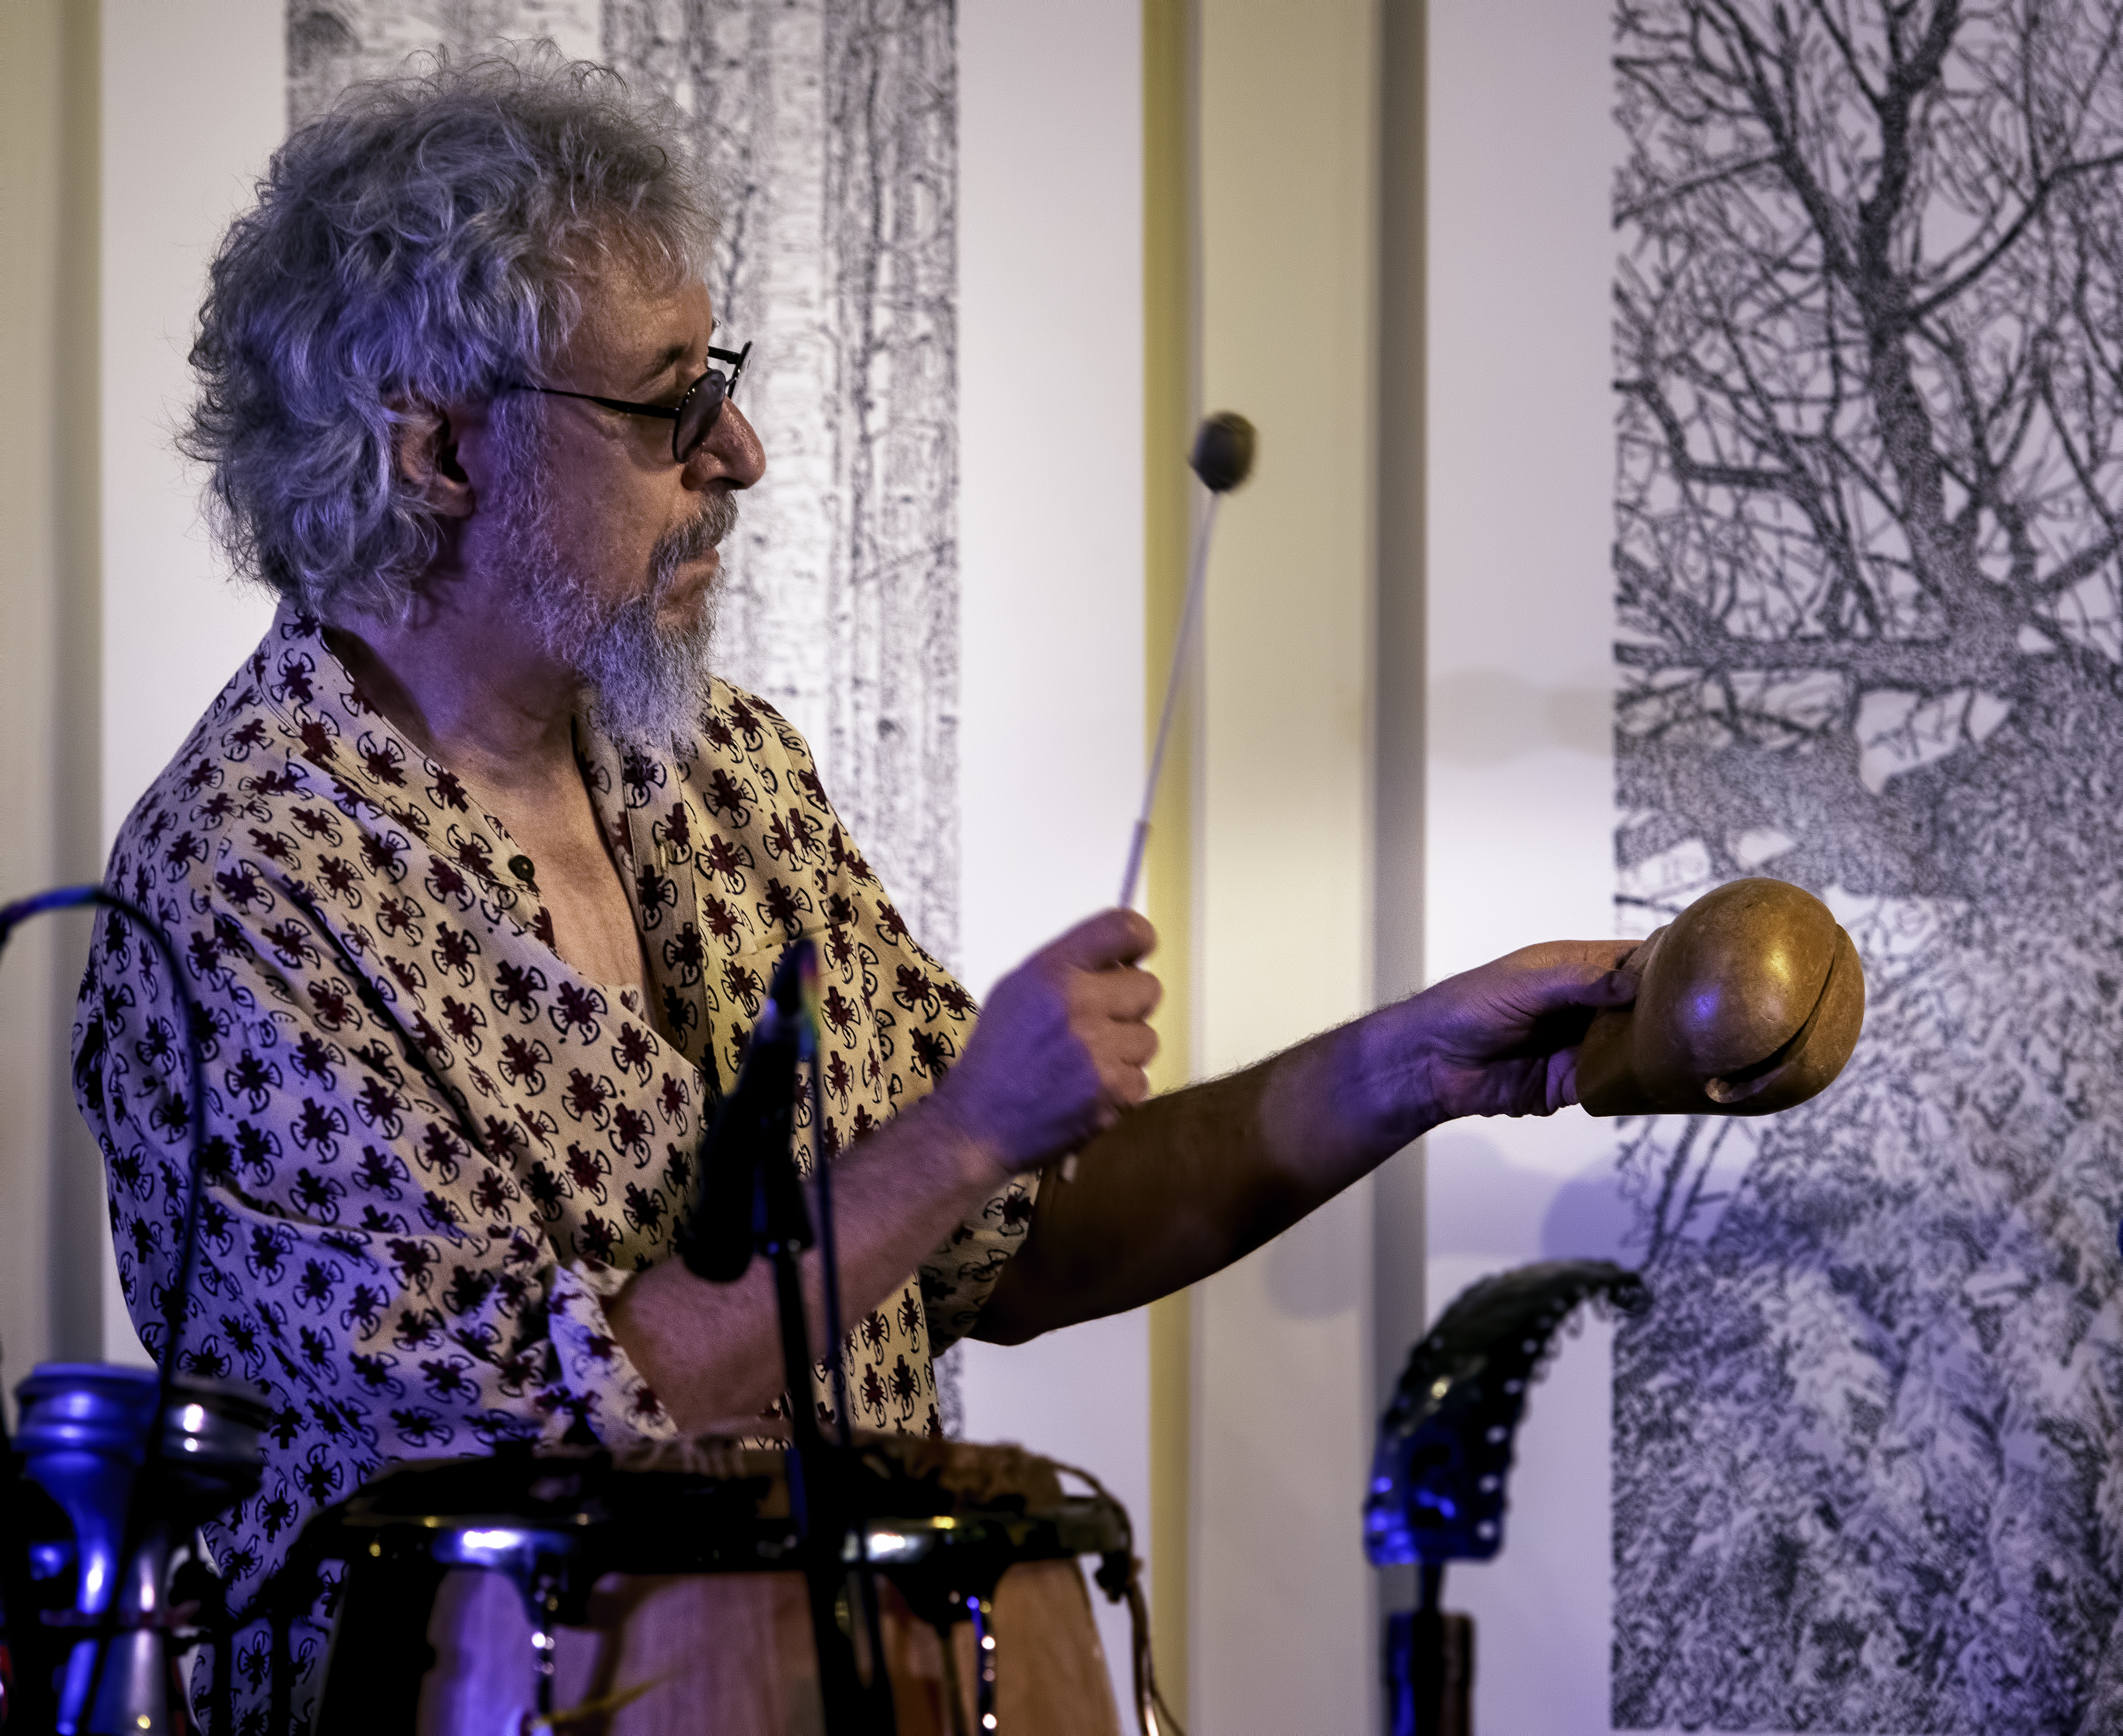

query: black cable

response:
[0,884,214,1727]
[1,887,211,1417]
[0,1332,47,1732]
[799,994,897,1717]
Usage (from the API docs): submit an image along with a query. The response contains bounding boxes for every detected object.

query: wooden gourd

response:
[1577,878,1866,1117]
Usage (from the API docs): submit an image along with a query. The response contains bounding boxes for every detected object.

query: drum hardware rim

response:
[296,1451,1150,1735]
[13,1364,267,1736]
[431,1526,594,1573]
[38,1600,201,1633]
[854,1500,1132,1573]
[321,1504,1125,1577]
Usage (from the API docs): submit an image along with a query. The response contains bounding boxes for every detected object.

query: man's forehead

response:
[564,267,715,381]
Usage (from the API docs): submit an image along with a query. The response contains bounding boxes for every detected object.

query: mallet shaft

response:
[1119,492,1222,910]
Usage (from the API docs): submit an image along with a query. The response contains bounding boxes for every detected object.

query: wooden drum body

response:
[302,1437,1132,1736]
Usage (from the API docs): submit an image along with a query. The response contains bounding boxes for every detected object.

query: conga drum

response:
[303,1436,1144,1736]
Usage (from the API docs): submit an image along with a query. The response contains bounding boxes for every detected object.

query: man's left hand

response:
[1362,940,1641,1127]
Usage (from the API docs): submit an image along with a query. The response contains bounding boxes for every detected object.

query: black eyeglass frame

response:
[502,340,753,464]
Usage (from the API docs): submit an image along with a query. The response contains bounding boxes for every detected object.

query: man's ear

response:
[390,400,477,519]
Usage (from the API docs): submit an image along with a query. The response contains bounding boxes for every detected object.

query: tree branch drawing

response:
[1611,4,2123,1728]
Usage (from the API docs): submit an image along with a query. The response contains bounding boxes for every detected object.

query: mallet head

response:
[1190,412,1257,494]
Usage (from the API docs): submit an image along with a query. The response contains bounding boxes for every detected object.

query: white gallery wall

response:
[954,0,1151,1713]
[91,0,1155,1713]
[1424,2,1629,1733]
[0,0,105,1391]
[72,4,1644,1731]
[98,0,285,1362]
[101,0,285,855]
[1193,1,1384,1731]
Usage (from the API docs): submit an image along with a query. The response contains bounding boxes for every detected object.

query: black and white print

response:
[1612,3,2123,1727]
[286,0,962,973]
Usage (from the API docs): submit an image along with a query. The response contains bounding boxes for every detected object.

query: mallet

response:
[1118,412,1257,908]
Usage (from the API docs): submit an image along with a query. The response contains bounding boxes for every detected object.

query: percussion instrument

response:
[10,1364,268,1736]
[1576,877,1866,1116]
[0,893,259,1736]
[1368,1260,1653,1736]
[290,1434,1149,1735]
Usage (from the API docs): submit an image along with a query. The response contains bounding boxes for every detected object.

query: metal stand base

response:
[1384,1607,1472,1736]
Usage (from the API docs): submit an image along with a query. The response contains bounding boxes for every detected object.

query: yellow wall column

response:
[0,0,107,1383]
[1141,0,1198,1718]
[1194,0,1383,1728]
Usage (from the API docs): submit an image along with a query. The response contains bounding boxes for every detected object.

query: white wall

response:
[98,0,286,1363]
[101,0,284,848]
[1424,1,1623,1731]
[954,2,1151,1717]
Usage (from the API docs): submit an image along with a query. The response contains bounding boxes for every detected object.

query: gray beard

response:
[510,488,739,753]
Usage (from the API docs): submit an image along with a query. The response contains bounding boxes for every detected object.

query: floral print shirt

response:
[69,605,1034,1680]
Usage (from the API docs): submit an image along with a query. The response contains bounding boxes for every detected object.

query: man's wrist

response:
[1346,994,1450,1147]
[905,1081,1020,1198]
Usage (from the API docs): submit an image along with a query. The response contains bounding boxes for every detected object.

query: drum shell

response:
[415,1552,1116,1736]
[317,1437,1126,1736]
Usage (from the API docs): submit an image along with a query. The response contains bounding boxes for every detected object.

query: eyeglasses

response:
[502,340,752,464]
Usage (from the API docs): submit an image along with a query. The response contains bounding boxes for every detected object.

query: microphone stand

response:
[676,940,895,1733]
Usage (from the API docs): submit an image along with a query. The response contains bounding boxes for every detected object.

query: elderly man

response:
[73,53,1631,1724]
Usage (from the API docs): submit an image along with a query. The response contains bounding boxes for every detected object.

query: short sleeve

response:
[919,1169,1041,1352]
[549,1259,680,1446]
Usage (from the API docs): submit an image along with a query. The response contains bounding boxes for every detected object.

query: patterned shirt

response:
[70,605,1034,1639]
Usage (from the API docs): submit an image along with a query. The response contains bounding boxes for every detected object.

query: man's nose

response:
[690,399,767,490]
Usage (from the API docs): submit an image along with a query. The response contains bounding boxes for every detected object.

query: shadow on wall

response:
[1263,1192,1370,1320]
[1423,1125,1638,1267]
[1427,669,1610,768]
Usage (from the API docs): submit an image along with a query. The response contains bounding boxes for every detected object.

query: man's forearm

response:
[973,1010,1433,1344]
[607,906,1170,1431]
[972,939,1637,1345]
[605,1090,1004,1431]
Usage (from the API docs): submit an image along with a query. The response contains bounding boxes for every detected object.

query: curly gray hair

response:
[183,51,717,616]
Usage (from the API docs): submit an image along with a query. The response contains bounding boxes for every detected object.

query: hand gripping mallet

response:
[1118,411,1257,909]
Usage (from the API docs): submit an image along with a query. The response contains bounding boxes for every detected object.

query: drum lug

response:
[964,1592,998,1733]
[527,1566,563,1714]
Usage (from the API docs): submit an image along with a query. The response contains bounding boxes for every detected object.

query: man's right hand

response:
[930,909,1162,1175]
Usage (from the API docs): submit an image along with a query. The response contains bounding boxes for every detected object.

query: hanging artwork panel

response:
[287,0,962,969]
[1611,2,2123,1726]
